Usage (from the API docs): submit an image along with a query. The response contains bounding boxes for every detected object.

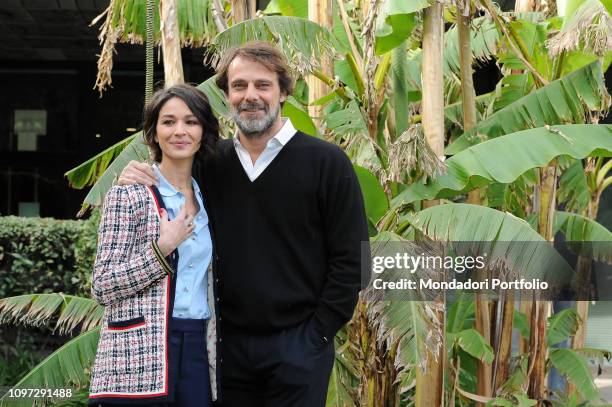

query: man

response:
[119,41,369,406]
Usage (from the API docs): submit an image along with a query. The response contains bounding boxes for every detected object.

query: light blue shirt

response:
[154,165,212,320]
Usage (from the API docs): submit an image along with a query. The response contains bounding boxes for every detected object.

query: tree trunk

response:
[231,0,256,23]
[527,164,557,405]
[308,0,333,129]
[493,294,515,392]
[159,0,184,87]
[458,9,492,399]
[421,3,445,158]
[416,4,445,406]
[569,180,601,395]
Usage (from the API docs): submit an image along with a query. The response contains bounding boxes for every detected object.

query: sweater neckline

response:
[230,132,301,184]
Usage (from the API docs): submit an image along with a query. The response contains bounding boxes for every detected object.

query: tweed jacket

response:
[88,184,219,404]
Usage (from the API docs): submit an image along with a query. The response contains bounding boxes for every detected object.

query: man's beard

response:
[231,101,280,139]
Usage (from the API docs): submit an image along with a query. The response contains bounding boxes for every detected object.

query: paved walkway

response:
[595,367,612,402]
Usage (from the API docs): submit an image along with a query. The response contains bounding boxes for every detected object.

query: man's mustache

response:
[238,102,267,112]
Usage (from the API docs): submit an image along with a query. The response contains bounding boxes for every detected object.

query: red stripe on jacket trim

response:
[90,391,167,399]
[147,185,171,397]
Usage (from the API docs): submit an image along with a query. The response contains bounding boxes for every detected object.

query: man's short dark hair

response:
[215,41,294,97]
[143,84,219,163]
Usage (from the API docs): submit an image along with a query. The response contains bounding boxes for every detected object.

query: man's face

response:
[227,56,286,138]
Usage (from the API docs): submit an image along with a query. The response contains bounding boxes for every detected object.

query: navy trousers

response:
[168,318,211,407]
[219,319,335,407]
[93,318,211,407]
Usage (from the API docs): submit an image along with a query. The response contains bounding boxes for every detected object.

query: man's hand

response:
[157,206,195,256]
[118,160,158,186]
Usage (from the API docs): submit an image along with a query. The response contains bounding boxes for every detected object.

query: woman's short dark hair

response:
[143,84,219,163]
[215,41,294,98]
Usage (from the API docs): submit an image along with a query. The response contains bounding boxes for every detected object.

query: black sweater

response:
[200,132,369,339]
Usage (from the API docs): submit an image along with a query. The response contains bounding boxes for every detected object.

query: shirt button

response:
[184,286,189,292]
[198,215,203,220]
[191,236,196,240]
[189,263,194,268]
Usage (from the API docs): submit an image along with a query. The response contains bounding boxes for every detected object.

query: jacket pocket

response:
[107,315,146,332]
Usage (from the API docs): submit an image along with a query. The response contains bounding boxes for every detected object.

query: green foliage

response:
[549,348,599,400]
[374,0,427,55]
[0,328,100,407]
[443,15,499,78]
[498,19,552,79]
[447,61,611,154]
[0,215,99,299]
[394,124,612,206]
[454,328,494,364]
[65,135,137,190]
[211,16,335,77]
[106,0,217,46]
[354,166,389,225]
[547,308,580,346]
[67,134,149,213]
[554,211,612,262]
[513,310,530,339]
[282,96,318,137]
[557,160,590,213]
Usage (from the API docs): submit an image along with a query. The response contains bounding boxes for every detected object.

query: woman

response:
[88,84,220,406]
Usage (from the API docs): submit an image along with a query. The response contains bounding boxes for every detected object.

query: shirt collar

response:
[153,164,200,197]
[233,118,296,148]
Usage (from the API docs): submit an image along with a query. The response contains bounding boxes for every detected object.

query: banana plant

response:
[0,294,104,407]
[51,0,612,404]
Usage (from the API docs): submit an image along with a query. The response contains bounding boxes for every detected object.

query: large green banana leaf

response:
[0,293,103,335]
[210,16,335,77]
[547,308,580,346]
[549,348,599,400]
[0,327,100,407]
[557,159,590,213]
[392,124,612,207]
[446,61,610,155]
[71,133,149,214]
[354,165,389,225]
[65,134,140,190]
[451,328,494,364]
[554,210,612,263]
[402,203,573,282]
[374,0,428,55]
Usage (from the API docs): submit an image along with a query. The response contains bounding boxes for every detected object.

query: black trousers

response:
[219,319,335,407]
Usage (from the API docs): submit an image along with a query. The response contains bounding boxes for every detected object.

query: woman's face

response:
[155,97,202,162]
